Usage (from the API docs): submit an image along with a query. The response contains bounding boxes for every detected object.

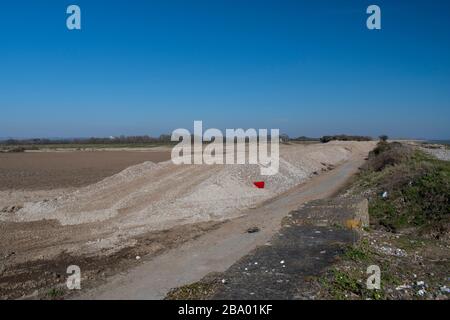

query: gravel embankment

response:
[421,146,450,161]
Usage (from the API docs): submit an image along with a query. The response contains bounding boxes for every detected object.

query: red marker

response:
[253,181,265,189]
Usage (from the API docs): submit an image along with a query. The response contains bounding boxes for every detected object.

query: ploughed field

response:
[0,150,171,190]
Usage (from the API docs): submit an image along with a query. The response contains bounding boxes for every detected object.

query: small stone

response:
[246,227,260,233]
[135,256,141,260]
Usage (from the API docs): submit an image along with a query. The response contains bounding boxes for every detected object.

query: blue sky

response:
[1,0,450,139]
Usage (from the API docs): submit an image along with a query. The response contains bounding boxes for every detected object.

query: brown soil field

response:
[0,151,171,191]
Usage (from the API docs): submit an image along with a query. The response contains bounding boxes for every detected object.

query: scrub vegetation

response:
[319,141,450,300]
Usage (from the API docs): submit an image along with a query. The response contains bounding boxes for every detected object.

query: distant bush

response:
[320,135,373,143]
[279,134,290,142]
[379,135,388,142]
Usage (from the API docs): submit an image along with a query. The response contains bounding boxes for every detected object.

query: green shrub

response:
[362,143,450,233]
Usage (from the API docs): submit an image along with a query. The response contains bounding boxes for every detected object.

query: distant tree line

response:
[319,135,373,143]
[289,136,320,142]
[1,134,378,146]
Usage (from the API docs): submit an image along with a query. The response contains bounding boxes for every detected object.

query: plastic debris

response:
[440,286,450,294]
[253,181,265,189]
[377,246,407,257]
[417,289,426,296]
[396,285,412,291]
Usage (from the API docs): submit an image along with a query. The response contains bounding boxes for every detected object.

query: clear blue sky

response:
[1,0,450,139]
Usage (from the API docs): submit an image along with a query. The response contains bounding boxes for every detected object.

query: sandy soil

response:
[0,141,375,299]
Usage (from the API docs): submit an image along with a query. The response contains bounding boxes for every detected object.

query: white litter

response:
[440,286,450,293]
[417,289,426,296]
[396,285,412,291]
